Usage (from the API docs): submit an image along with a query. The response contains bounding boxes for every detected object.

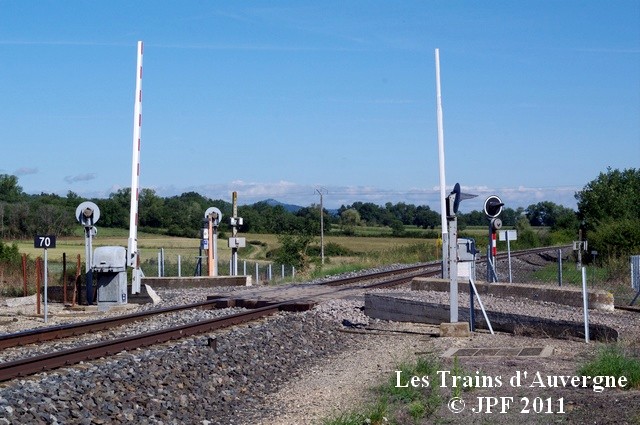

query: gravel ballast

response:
[1,261,640,424]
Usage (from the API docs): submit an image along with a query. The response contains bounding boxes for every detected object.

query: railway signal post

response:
[484,196,504,283]
[204,207,222,276]
[444,183,477,323]
[75,202,100,305]
[228,192,246,276]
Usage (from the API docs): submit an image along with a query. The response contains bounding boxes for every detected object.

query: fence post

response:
[292,266,295,279]
[243,261,247,276]
[581,267,590,343]
[73,254,81,307]
[63,252,67,305]
[178,255,182,277]
[22,253,27,297]
[268,264,272,281]
[36,257,42,315]
[255,263,259,285]
[557,249,563,287]
[281,264,285,279]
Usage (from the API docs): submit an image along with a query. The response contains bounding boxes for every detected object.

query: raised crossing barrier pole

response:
[128,40,144,294]
[435,48,449,280]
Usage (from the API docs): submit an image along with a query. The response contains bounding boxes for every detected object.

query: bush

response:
[0,240,20,264]
[307,242,354,257]
[588,219,640,260]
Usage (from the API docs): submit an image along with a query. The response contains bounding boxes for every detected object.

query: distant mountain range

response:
[258,199,339,216]
[260,198,303,213]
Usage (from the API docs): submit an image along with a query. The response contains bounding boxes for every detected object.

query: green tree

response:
[340,208,361,236]
[413,205,439,229]
[575,167,640,229]
[525,201,578,231]
[576,168,640,261]
[390,219,405,236]
[139,188,166,229]
[0,174,24,202]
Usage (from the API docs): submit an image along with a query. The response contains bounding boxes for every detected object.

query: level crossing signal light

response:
[483,196,503,218]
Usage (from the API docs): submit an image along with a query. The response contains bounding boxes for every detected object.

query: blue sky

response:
[0,1,638,212]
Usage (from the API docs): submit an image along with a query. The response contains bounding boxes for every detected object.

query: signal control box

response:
[457,238,478,280]
[92,246,128,309]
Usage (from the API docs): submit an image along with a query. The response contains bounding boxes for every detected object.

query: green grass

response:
[530,261,637,304]
[579,345,640,390]
[321,355,476,425]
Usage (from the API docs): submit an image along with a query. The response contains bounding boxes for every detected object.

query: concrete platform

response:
[142,275,252,289]
[364,292,618,342]
[411,277,614,311]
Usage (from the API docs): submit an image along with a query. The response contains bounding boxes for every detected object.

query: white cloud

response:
[14,167,38,176]
[64,173,97,184]
[64,180,581,212]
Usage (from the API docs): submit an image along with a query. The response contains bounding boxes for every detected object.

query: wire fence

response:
[142,249,297,285]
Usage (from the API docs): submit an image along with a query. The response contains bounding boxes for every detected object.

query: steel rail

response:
[0,304,281,382]
[0,299,219,350]
[0,263,435,351]
[0,245,576,382]
[0,246,566,351]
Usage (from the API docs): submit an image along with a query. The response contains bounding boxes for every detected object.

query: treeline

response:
[1,168,638,264]
[0,173,578,239]
[0,176,577,240]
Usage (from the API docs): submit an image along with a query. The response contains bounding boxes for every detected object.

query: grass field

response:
[2,229,439,293]
[13,232,438,263]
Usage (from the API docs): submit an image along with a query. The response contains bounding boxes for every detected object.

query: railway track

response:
[0,263,436,382]
[0,262,433,351]
[0,245,594,383]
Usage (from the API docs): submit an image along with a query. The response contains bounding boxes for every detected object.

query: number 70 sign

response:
[34,235,56,249]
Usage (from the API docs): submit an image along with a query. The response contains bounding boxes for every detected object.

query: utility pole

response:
[316,188,327,265]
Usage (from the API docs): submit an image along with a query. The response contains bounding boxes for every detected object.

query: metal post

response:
[231,192,239,276]
[255,263,259,285]
[281,264,285,279]
[558,249,563,287]
[448,216,458,322]
[178,255,181,277]
[469,280,475,331]
[506,232,512,283]
[207,217,213,276]
[85,226,94,305]
[157,251,162,277]
[581,267,590,343]
[268,264,272,281]
[243,260,247,276]
[44,249,48,324]
[292,266,295,279]
[316,188,327,265]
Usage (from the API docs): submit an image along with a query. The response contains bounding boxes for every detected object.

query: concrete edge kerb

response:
[142,275,253,288]
[411,277,614,311]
